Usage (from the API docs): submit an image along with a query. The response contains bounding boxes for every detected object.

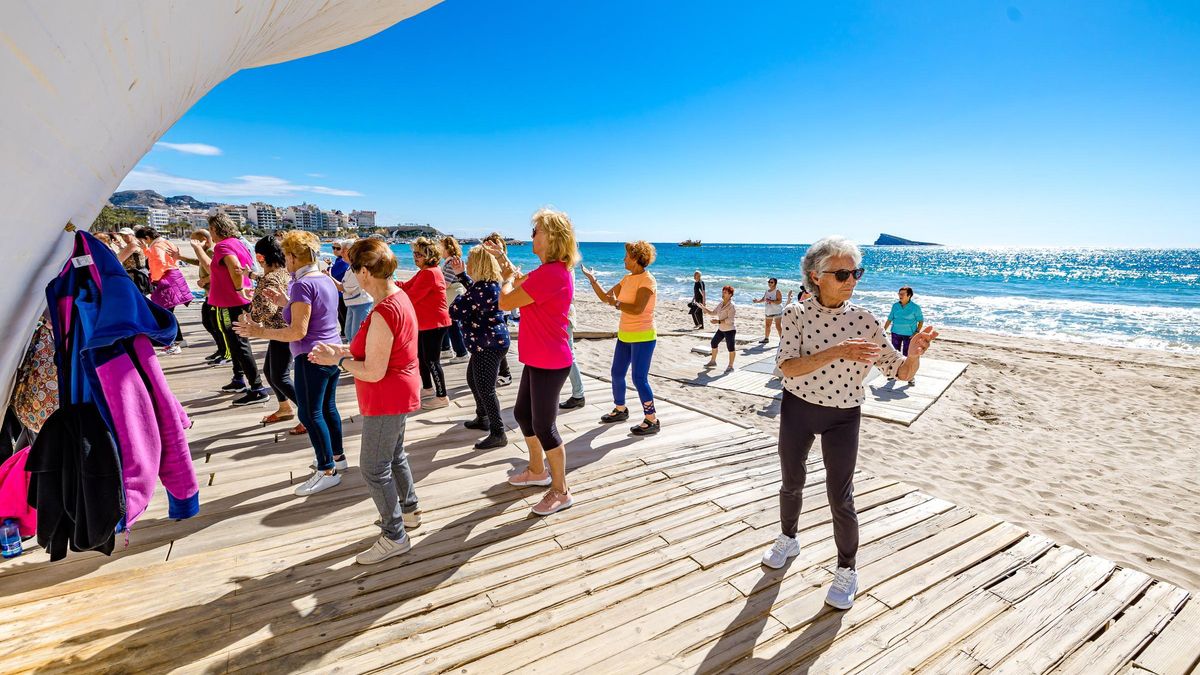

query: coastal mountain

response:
[109,190,216,210]
[874,233,941,246]
[390,224,444,239]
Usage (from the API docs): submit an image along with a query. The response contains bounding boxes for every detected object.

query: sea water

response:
[343,243,1200,353]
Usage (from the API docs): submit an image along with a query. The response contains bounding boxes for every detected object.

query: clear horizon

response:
[119,1,1200,247]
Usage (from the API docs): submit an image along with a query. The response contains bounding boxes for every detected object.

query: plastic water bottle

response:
[0,519,22,559]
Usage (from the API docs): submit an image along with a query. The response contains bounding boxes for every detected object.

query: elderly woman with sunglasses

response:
[761,236,937,612]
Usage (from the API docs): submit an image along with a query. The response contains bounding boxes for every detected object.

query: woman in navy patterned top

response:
[449,246,512,449]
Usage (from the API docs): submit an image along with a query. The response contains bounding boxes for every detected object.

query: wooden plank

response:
[1052,583,1191,675]
[991,568,1154,674]
[963,555,1118,667]
[1133,596,1200,675]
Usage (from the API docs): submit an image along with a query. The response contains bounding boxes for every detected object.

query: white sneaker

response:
[295,471,341,496]
[161,344,182,355]
[761,533,800,569]
[448,354,469,364]
[420,387,435,400]
[403,510,422,529]
[496,374,512,387]
[310,457,349,472]
[422,396,449,410]
[825,566,859,609]
[355,533,412,565]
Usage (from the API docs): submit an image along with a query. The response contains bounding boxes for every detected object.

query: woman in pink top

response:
[483,208,579,517]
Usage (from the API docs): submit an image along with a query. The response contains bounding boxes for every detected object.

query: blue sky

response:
[120,0,1200,246]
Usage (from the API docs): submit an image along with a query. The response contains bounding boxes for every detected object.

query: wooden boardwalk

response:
[0,308,1196,674]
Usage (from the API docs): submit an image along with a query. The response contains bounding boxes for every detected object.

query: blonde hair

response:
[532,208,580,268]
[466,245,502,282]
[410,237,440,267]
[280,230,319,264]
[440,235,461,258]
[625,241,657,268]
[348,238,398,279]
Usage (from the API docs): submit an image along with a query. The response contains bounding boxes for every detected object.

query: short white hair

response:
[801,236,862,296]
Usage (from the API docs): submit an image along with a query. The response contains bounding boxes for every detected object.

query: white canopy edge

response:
[0,0,441,410]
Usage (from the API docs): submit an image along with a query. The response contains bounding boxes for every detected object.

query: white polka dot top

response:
[776,297,906,408]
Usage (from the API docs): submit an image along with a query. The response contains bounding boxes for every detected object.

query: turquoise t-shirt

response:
[887,301,924,336]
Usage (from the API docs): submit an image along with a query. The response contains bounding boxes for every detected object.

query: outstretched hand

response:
[448,256,465,275]
[259,286,288,308]
[580,265,597,282]
[907,325,939,357]
[232,315,262,339]
[835,338,881,363]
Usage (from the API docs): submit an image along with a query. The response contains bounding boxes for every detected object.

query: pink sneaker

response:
[507,468,552,487]
[531,488,574,516]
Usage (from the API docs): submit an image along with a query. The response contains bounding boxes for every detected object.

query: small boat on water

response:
[679,239,702,247]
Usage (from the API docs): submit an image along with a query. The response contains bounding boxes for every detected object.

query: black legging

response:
[689,302,705,329]
[200,301,226,355]
[263,339,296,403]
[417,327,448,397]
[513,364,571,450]
[217,304,261,388]
[777,390,861,569]
[466,348,505,434]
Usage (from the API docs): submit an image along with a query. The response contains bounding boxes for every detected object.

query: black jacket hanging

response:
[25,404,125,561]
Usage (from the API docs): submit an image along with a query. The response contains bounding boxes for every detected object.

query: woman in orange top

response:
[135,226,191,352]
[580,241,660,436]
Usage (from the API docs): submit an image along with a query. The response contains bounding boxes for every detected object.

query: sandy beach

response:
[568,290,1200,592]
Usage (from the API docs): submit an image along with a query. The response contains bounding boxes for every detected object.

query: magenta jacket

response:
[94,335,198,526]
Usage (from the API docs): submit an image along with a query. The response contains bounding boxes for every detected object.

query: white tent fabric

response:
[0,0,440,409]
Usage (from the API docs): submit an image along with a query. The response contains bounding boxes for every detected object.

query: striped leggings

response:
[466,348,506,434]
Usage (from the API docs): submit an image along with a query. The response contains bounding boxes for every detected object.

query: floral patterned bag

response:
[11,317,58,432]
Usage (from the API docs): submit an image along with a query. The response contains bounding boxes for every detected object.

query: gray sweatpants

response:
[361,414,419,540]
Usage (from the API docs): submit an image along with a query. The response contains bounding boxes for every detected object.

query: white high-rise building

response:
[286,203,322,231]
[147,208,169,230]
[321,210,347,232]
[247,202,280,229]
[351,210,376,230]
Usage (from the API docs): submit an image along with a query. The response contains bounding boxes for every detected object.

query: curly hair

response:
[280,230,320,264]
[625,240,657,268]
[722,285,735,297]
[208,212,241,240]
[531,208,581,268]
[349,238,398,279]
[440,235,462,258]
[410,237,441,267]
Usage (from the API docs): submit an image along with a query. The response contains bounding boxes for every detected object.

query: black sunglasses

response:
[820,268,865,282]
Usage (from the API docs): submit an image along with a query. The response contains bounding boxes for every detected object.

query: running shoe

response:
[531,488,573,516]
[507,468,552,487]
[825,567,859,609]
[232,388,269,406]
[220,378,248,393]
[761,533,800,569]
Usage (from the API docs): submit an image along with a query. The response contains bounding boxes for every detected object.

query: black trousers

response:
[200,301,225,354]
[417,327,448,397]
[778,390,860,569]
[263,339,296,403]
[466,348,505,434]
[217,304,261,388]
[689,302,705,328]
[514,364,571,450]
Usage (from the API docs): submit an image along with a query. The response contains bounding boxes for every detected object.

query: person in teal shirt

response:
[885,286,924,384]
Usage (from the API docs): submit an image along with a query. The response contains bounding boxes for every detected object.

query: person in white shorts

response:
[753,277,784,344]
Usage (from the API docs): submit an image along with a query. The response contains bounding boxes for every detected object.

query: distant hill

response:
[874,233,941,246]
[109,190,216,210]
[389,224,445,239]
